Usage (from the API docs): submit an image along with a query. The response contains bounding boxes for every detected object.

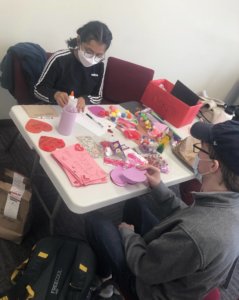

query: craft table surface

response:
[10,105,194,214]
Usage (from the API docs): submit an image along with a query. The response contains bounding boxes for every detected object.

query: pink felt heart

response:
[39,136,65,152]
[25,119,53,133]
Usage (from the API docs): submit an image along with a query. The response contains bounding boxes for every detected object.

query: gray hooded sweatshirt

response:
[119,182,239,300]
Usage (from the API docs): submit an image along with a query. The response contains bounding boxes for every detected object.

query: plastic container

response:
[141,79,203,128]
[68,91,77,108]
[57,92,77,136]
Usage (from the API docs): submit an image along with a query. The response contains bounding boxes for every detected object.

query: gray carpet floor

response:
[0,119,238,299]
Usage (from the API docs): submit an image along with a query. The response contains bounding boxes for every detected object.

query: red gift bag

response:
[141,79,202,127]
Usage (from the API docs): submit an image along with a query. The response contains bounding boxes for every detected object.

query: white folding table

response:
[9,104,194,232]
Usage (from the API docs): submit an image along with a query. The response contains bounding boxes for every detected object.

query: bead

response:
[127,113,132,119]
[109,105,117,111]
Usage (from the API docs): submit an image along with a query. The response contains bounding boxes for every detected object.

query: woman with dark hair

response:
[34,21,112,111]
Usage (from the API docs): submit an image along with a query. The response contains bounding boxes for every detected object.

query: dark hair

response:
[67,21,112,50]
[208,144,239,192]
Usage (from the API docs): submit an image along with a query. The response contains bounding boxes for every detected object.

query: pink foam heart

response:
[110,166,128,186]
[122,167,147,184]
[88,106,106,117]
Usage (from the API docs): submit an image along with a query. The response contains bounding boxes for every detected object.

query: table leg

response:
[30,152,40,181]
[5,132,21,152]
[32,184,62,235]
[50,195,62,235]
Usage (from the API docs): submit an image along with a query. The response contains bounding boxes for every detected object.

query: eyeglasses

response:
[82,48,105,62]
[193,143,210,155]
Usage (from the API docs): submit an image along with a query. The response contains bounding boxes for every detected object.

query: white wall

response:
[1,0,239,119]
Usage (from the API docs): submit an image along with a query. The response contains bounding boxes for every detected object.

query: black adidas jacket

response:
[34,49,104,104]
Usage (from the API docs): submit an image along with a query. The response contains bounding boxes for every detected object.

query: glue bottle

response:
[67,90,77,109]
[57,91,78,136]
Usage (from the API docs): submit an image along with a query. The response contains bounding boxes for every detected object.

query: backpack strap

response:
[0,238,97,300]
[66,241,96,300]
[45,239,78,300]
[0,237,65,300]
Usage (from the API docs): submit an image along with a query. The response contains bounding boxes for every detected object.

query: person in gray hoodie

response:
[86,120,239,300]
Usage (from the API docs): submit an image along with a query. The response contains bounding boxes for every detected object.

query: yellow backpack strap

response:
[26,285,35,299]
[11,258,29,284]
[11,243,36,283]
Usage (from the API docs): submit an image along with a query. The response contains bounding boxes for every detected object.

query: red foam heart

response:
[39,136,65,152]
[123,129,141,140]
[25,119,53,133]
[75,144,84,151]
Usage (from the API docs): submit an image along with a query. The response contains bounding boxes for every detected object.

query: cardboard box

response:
[0,169,32,243]
[141,79,203,128]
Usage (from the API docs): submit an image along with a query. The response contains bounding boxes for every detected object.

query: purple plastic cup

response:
[58,106,77,136]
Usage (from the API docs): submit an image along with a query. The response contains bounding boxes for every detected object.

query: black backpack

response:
[0,236,96,300]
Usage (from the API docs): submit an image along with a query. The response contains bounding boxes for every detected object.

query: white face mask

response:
[193,155,212,183]
[77,49,99,68]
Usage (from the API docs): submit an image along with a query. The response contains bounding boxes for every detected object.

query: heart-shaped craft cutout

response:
[25,119,53,133]
[75,144,84,151]
[88,106,106,117]
[110,166,128,187]
[39,136,65,152]
[121,167,147,184]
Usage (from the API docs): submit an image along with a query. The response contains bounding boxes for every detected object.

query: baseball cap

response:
[190,120,239,175]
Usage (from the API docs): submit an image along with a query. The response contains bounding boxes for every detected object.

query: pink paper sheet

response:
[52,144,107,187]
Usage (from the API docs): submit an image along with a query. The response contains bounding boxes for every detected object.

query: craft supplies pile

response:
[23,99,178,187]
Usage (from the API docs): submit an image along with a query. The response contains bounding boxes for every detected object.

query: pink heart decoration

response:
[75,144,84,151]
[110,166,147,186]
[110,166,128,186]
[88,106,106,117]
[122,167,147,184]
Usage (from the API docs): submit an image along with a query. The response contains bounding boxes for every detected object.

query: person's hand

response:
[140,164,161,187]
[54,91,69,107]
[118,222,135,232]
[76,97,86,112]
